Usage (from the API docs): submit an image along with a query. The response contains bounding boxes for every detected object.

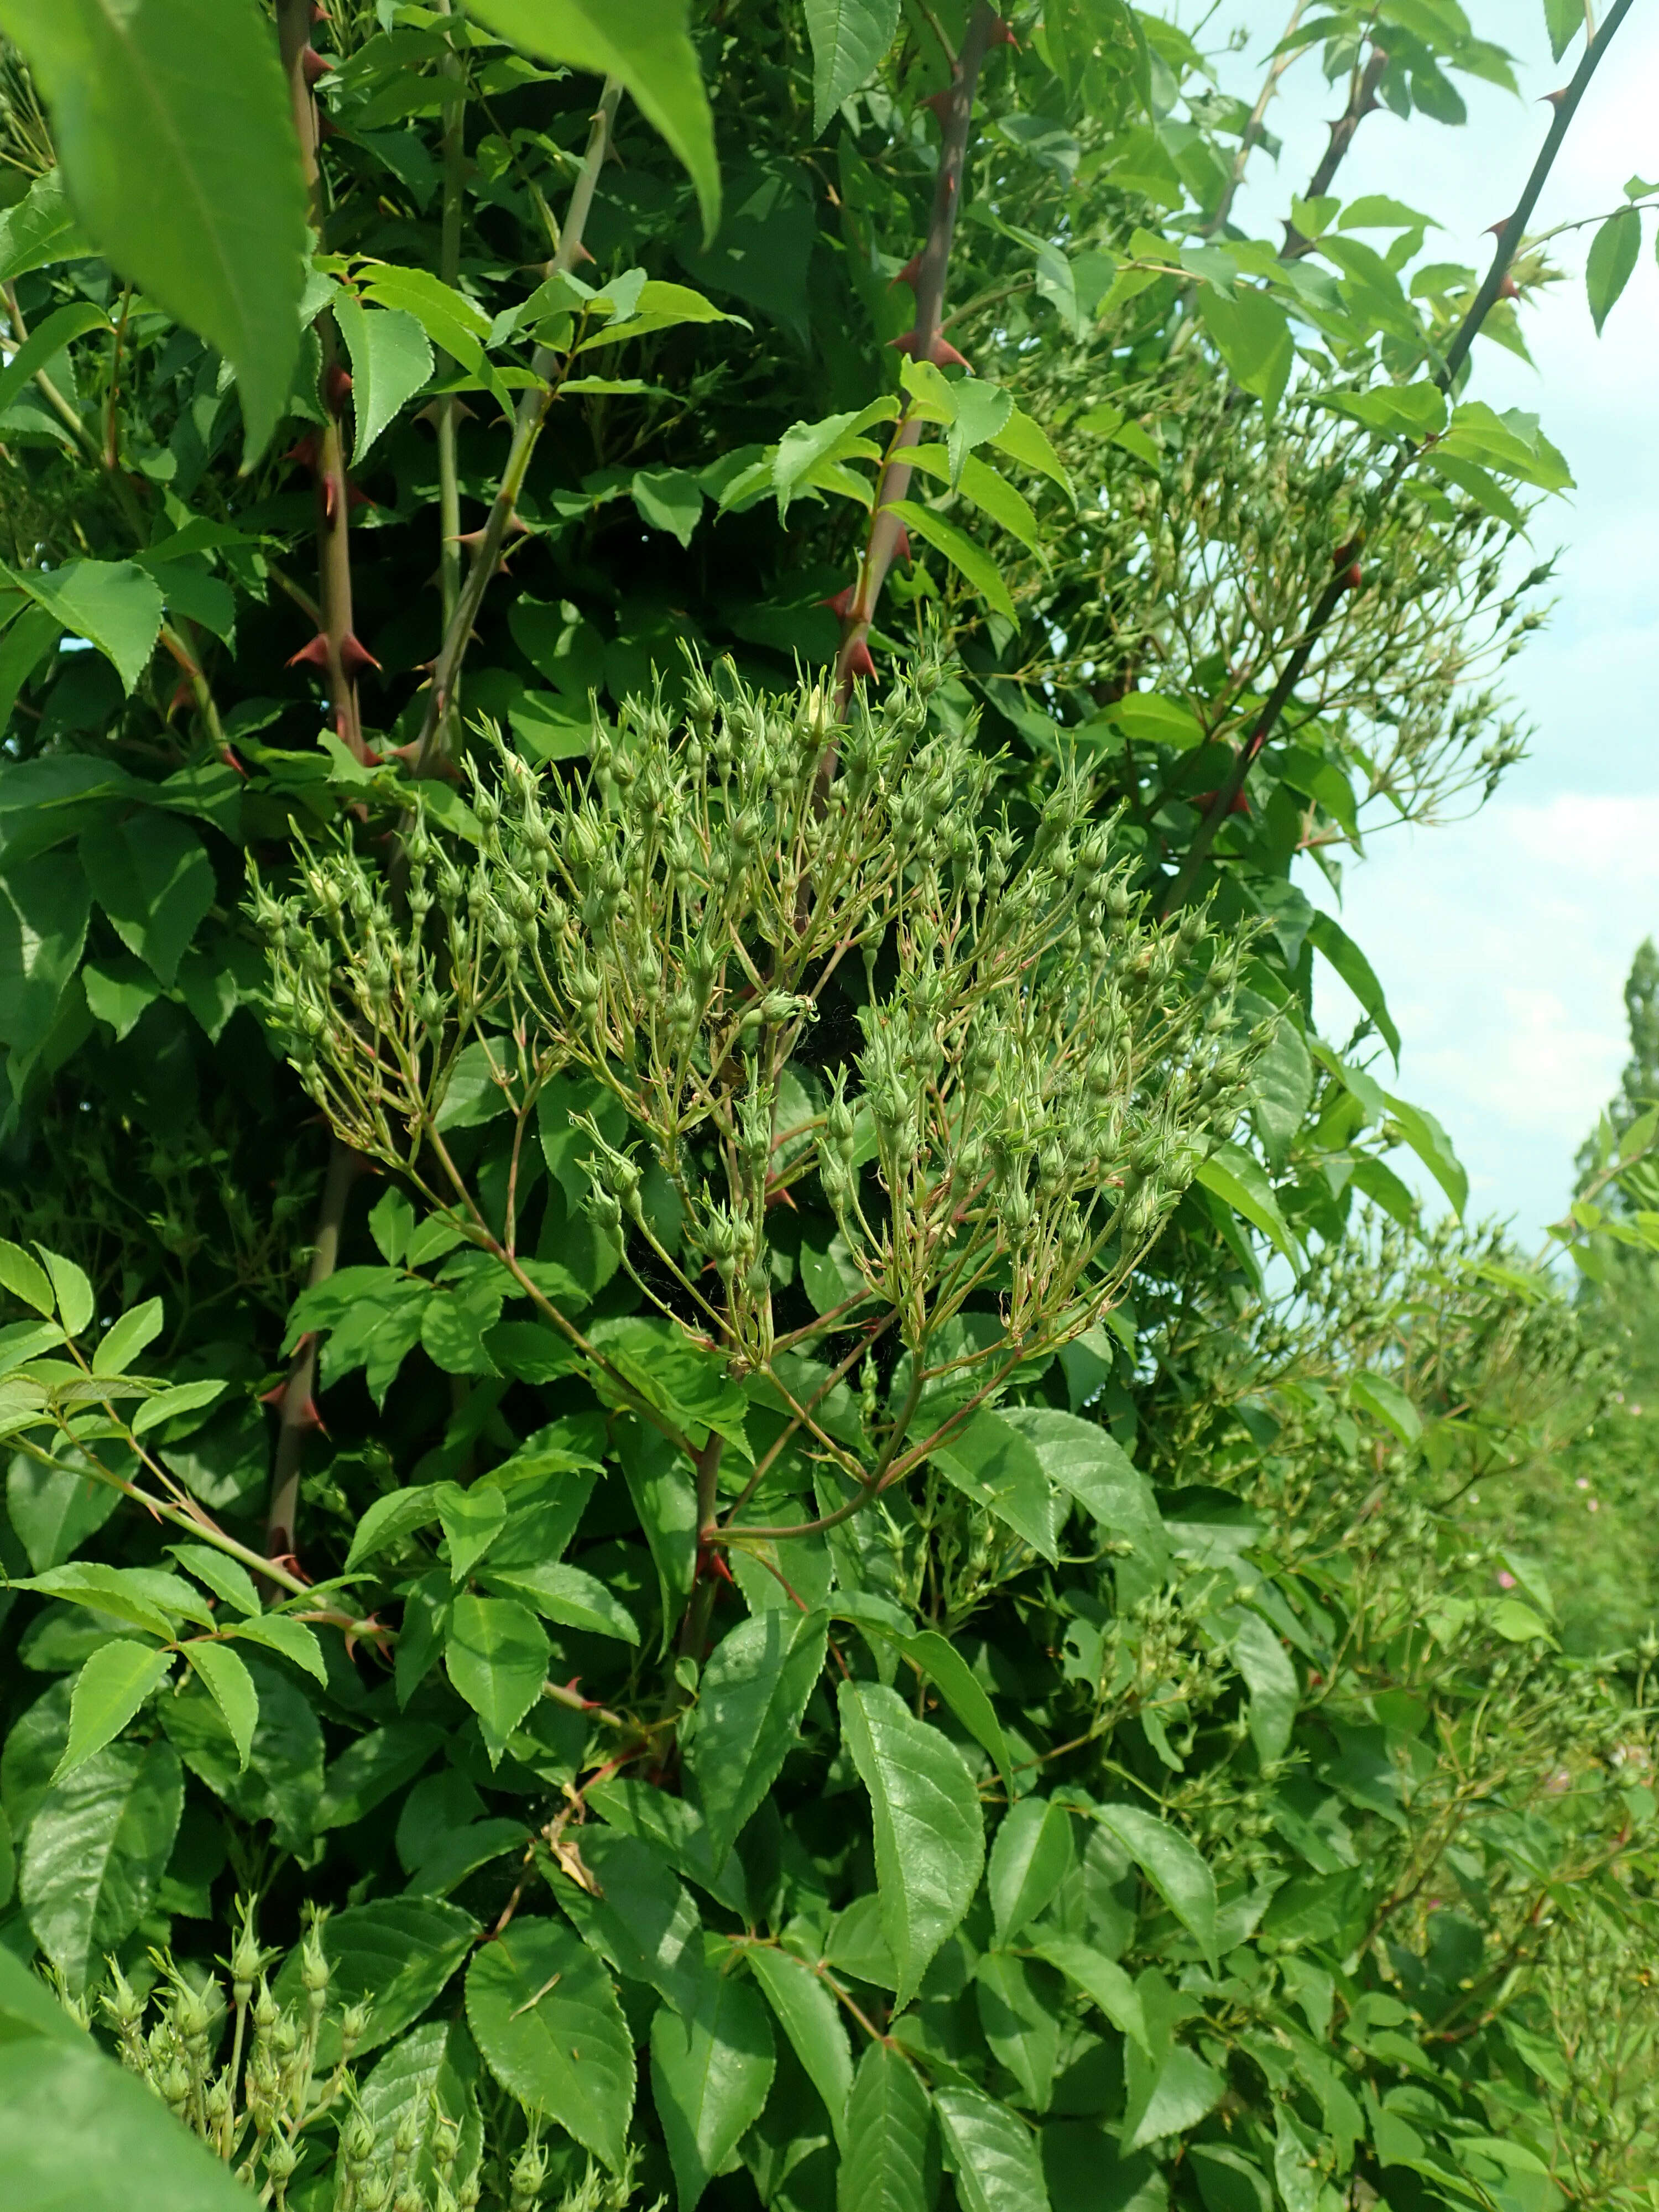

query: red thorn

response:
[921,87,954,123]
[989,14,1019,45]
[285,432,321,475]
[930,336,971,370]
[891,253,924,291]
[1486,217,1514,238]
[1499,274,1519,300]
[570,241,595,266]
[164,677,195,724]
[340,630,381,681]
[821,584,857,619]
[300,45,332,84]
[317,116,341,140]
[220,747,248,779]
[324,362,353,414]
[893,524,911,565]
[1543,86,1569,107]
[287,632,331,671]
[1195,789,1251,818]
[267,1550,315,1587]
[889,331,921,357]
[843,636,877,684]
[346,478,374,510]
[311,2,331,18]
[322,473,339,524]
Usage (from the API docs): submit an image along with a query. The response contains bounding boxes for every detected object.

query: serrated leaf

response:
[19,1738,182,1994]
[32,1246,93,1337]
[91,1298,164,1378]
[1349,1369,1422,1445]
[838,2040,933,2212]
[651,1966,775,2212]
[837,1678,984,2005]
[1221,1609,1298,1767]
[805,0,899,133]
[1097,1805,1217,1965]
[273,1898,478,2066]
[1587,205,1641,335]
[881,498,1016,622]
[687,1609,827,1864]
[165,1542,260,1618]
[0,0,307,452]
[52,1641,171,1783]
[17,1564,176,1642]
[1031,1937,1149,2051]
[228,1612,327,1684]
[2,560,163,696]
[182,1642,258,1772]
[346,1483,445,1572]
[130,1378,226,1436]
[988,1796,1073,1947]
[481,1560,640,1643]
[935,2083,1050,2212]
[0,1236,55,1317]
[928,1408,1059,1561]
[1195,1144,1299,1264]
[333,295,434,461]
[747,1945,854,2146]
[444,1594,548,1763]
[466,1917,635,2171]
[1385,1091,1468,1216]
[466,0,721,242]
[554,1827,705,2016]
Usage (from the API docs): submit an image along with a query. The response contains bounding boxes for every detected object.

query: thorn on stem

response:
[299,45,332,85]
[889,331,971,370]
[842,636,877,685]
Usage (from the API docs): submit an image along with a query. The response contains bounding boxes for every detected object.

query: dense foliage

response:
[0,4,1655,2211]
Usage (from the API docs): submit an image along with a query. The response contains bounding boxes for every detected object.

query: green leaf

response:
[52,1641,170,1783]
[273,1898,478,2065]
[466,1917,635,2171]
[345,1482,444,1571]
[333,295,435,461]
[0,301,108,420]
[935,2083,1050,2212]
[165,1542,260,1618]
[1220,1609,1297,1766]
[632,467,704,547]
[1197,285,1292,413]
[1543,0,1581,62]
[651,1966,776,2212]
[481,1560,640,1644]
[838,2041,933,2212]
[91,1298,163,1378]
[1195,1144,1299,1264]
[806,0,899,132]
[881,498,1016,622]
[19,1738,182,1994]
[227,1611,327,1684]
[1030,1937,1149,2051]
[988,406,1073,500]
[1108,693,1206,750]
[1350,1369,1422,1445]
[1097,1805,1217,1965]
[929,1408,1059,1560]
[1001,1408,1167,1578]
[0,853,91,1068]
[898,1626,1013,1798]
[466,0,721,242]
[1306,911,1400,1062]
[6,1453,117,1573]
[444,1594,549,1764]
[1587,205,1641,334]
[437,1481,508,1582]
[0,1237,55,1317]
[1123,2039,1225,2152]
[317,1721,443,1832]
[0,2034,259,2212]
[17,1564,177,1642]
[181,1642,258,1773]
[0,168,93,285]
[988,1796,1073,1947]
[687,1609,827,1863]
[974,1952,1062,2109]
[34,1245,93,1336]
[553,1827,705,2017]
[616,1418,700,1630]
[747,1944,854,2147]
[837,1678,985,2006]
[78,810,214,986]
[0,0,308,452]
[130,1377,227,1436]
[943,377,1015,489]
[1385,1091,1469,1216]
[1250,1016,1314,1171]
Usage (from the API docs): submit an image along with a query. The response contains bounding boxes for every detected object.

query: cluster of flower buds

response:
[85,1898,483,2210]
[255,655,1263,1427]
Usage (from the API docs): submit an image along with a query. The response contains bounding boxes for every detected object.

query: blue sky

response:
[1196,2,1659,1247]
